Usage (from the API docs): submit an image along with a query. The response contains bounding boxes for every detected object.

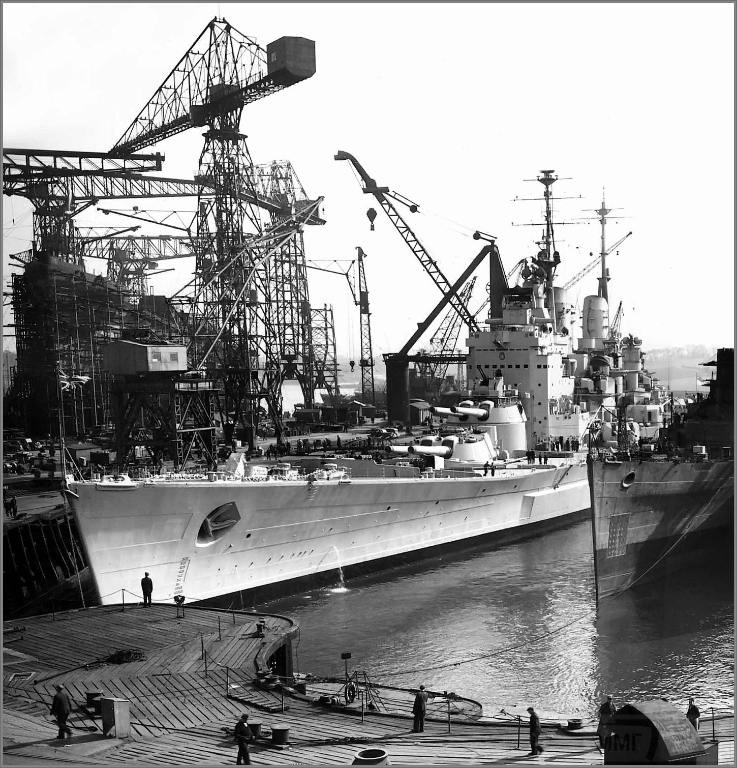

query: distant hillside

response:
[643,344,724,394]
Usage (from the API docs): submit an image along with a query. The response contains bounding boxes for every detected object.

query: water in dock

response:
[262,519,734,719]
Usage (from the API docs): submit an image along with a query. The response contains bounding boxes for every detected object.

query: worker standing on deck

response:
[234,713,253,764]
[527,706,543,755]
[412,685,432,732]
[597,695,617,747]
[141,572,153,607]
[686,698,700,730]
[50,684,73,741]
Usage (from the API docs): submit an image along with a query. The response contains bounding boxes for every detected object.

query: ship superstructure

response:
[466,171,589,449]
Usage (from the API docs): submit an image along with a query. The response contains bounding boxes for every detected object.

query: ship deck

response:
[3,604,734,766]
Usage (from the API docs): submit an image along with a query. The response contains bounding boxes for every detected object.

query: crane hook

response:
[366,208,377,231]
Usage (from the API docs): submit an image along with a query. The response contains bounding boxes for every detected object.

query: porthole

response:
[621,471,636,489]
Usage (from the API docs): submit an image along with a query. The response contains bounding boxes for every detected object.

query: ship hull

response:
[588,457,734,600]
[68,463,590,605]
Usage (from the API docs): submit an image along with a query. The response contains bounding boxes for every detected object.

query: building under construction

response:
[2,19,356,459]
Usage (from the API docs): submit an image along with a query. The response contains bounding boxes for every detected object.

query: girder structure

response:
[335,150,481,334]
[110,18,315,154]
[253,160,325,412]
[311,304,340,407]
[424,276,477,385]
[4,148,160,263]
[111,376,217,469]
[111,18,316,451]
[184,200,322,448]
[77,235,195,295]
[346,247,375,405]
[3,149,286,265]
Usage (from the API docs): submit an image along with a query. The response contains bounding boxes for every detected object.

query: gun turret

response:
[450,405,489,420]
[408,445,452,458]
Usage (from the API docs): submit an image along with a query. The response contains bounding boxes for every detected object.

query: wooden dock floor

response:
[3,604,734,765]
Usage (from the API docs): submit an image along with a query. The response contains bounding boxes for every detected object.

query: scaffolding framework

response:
[110,374,217,468]
[9,258,177,436]
[311,305,340,407]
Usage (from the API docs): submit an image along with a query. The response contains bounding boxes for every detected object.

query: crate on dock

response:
[101,697,130,738]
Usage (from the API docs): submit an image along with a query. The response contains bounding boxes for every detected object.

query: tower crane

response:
[109,17,317,449]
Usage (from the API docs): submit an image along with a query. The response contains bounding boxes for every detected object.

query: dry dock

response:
[3,604,733,765]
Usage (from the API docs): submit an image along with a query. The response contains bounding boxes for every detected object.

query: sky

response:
[3,2,734,370]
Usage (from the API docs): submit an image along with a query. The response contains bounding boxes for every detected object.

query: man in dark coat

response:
[412,684,431,733]
[141,572,153,606]
[597,695,617,746]
[234,713,253,765]
[50,684,73,740]
[686,698,700,730]
[527,706,543,755]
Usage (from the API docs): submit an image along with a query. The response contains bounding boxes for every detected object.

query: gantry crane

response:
[110,18,317,448]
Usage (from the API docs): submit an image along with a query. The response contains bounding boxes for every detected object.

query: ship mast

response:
[539,170,557,260]
[596,191,611,303]
[538,170,559,327]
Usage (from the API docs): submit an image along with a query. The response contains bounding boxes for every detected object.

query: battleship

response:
[588,348,734,600]
[64,170,607,607]
[66,387,591,606]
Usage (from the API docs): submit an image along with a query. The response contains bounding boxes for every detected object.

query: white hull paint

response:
[68,462,590,605]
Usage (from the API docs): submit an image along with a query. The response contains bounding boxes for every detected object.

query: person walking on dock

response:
[597,695,616,747]
[234,713,254,764]
[686,698,700,730]
[50,684,73,741]
[412,685,431,732]
[141,572,153,606]
[527,707,543,755]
